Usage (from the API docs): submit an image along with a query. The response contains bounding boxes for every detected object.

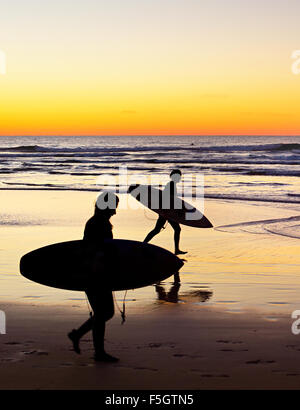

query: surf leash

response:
[143,209,168,229]
[113,290,127,325]
[121,290,127,324]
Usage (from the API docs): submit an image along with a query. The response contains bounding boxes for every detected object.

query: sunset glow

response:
[0,0,300,135]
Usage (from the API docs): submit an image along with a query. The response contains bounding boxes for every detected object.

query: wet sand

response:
[1,190,300,389]
[1,302,300,389]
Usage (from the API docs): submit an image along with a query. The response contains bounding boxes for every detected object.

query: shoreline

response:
[1,186,300,207]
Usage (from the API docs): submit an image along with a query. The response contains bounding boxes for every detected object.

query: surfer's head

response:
[95,191,119,217]
[170,169,182,183]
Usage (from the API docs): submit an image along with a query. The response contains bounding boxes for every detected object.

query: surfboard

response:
[19,239,184,292]
[128,184,213,228]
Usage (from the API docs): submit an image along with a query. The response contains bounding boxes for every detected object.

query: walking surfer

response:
[68,191,119,362]
[144,169,187,256]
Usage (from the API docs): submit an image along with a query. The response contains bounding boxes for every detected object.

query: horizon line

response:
[0,134,300,138]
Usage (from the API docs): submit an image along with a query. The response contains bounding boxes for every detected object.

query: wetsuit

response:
[76,213,115,356]
[144,180,181,246]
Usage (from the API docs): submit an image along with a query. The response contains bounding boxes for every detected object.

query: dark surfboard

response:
[19,239,184,291]
[128,184,213,228]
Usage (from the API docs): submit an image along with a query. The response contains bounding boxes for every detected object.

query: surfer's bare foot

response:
[175,250,187,255]
[94,352,119,363]
[68,329,81,354]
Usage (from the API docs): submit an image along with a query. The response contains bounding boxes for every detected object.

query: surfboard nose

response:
[20,253,30,278]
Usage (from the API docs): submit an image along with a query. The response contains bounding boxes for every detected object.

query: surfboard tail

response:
[205,219,213,228]
[177,258,185,270]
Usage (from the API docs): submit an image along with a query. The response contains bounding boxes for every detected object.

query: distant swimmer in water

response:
[144,169,187,256]
[68,191,119,362]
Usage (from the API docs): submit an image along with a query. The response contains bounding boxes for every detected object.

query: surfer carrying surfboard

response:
[68,191,120,362]
[144,169,187,256]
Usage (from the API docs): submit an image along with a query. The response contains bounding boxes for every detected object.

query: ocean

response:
[1,135,300,310]
[0,135,300,205]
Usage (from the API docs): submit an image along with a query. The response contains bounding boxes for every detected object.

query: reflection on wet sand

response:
[155,283,213,304]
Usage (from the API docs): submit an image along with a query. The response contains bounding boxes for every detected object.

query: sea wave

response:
[215,215,300,240]
[0,137,300,205]
[1,142,300,154]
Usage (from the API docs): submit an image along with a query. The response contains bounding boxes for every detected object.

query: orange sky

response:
[0,0,300,136]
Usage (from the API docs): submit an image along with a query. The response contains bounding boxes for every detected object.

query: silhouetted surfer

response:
[144,169,187,255]
[68,191,119,362]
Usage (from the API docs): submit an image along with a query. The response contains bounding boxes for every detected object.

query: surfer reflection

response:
[68,191,119,363]
[155,283,181,303]
[155,284,213,304]
[144,169,187,255]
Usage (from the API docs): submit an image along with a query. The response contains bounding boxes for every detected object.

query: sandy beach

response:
[1,190,300,389]
[1,301,300,390]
